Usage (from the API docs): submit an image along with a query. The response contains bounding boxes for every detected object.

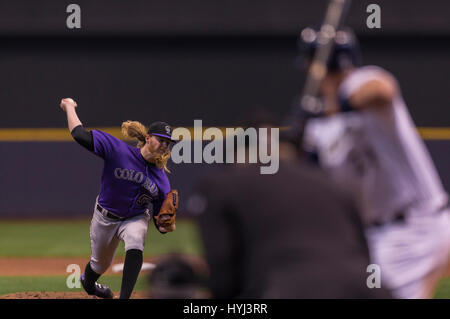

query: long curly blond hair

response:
[121,120,171,173]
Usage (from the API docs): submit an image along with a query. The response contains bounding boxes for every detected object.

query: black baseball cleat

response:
[80,274,114,299]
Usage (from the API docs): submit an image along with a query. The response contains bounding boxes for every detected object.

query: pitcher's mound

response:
[0,291,149,299]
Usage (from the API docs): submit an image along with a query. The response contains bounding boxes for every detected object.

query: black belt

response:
[371,212,405,228]
[96,204,127,221]
[371,202,449,228]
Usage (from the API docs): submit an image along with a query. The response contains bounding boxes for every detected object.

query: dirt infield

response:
[0,255,208,299]
[0,256,448,299]
[0,255,208,276]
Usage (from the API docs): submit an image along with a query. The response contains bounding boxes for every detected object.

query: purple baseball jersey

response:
[91,130,171,218]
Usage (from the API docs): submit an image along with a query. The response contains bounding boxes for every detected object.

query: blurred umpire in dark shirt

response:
[192,112,392,299]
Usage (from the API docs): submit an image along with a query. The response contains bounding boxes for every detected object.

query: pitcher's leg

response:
[89,209,121,274]
[81,261,101,294]
[119,249,144,299]
[118,214,150,299]
[82,208,121,298]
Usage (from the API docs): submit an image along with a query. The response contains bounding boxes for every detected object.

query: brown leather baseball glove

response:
[154,190,178,234]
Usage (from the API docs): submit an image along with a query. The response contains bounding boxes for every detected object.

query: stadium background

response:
[0,0,449,298]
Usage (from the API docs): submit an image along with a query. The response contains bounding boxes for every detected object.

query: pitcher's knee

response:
[123,234,145,252]
[90,258,112,275]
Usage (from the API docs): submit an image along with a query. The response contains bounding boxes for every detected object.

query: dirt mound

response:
[0,291,149,299]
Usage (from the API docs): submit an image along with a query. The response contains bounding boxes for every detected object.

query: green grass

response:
[0,275,148,295]
[0,219,203,257]
[0,219,203,296]
[433,277,450,299]
[0,219,448,298]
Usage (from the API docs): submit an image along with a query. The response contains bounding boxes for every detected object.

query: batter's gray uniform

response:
[304,66,450,298]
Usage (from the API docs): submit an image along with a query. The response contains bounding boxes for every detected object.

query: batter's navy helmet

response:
[298,26,362,71]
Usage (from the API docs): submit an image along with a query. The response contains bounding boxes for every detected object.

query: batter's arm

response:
[347,76,396,111]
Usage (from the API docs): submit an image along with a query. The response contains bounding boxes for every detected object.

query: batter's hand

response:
[60,98,77,112]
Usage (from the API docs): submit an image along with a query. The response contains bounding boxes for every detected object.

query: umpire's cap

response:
[298,26,362,71]
[148,121,177,142]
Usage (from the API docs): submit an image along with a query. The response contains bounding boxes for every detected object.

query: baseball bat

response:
[283,0,352,149]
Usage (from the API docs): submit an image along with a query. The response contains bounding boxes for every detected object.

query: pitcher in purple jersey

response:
[60,97,177,299]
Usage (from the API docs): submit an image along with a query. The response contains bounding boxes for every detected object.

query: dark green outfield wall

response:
[0,141,448,217]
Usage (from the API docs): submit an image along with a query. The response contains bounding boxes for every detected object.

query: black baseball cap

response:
[148,121,176,142]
